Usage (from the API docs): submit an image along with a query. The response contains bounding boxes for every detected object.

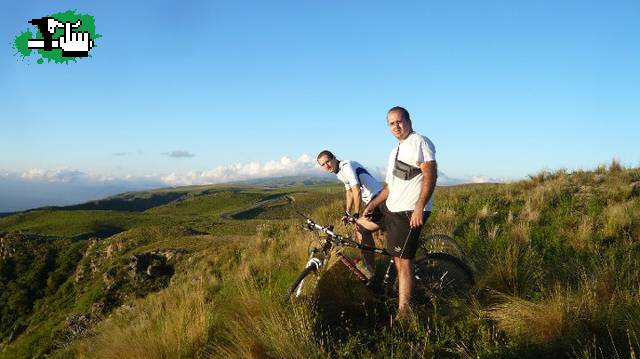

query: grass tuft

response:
[74,275,211,358]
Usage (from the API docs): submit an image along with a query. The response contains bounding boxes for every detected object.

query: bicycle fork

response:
[305,257,323,271]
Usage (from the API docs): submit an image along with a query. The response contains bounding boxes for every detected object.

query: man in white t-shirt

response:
[362,106,437,318]
[317,150,383,278]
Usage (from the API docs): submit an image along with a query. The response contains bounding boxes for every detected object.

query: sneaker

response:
[355,261,375,281]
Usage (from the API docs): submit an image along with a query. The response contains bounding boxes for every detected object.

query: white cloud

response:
[14,168,164,187]
[20,168,90,183]
[0,155,329,211]
[8,154,326,188]
[161,154,325,186]
[470,175,503,184]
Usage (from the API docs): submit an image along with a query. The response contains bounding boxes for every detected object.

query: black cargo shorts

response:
[375,202,430,259]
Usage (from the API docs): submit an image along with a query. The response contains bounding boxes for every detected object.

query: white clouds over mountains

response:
[161,154,326,186]
[20,168,88,183]
[0,154,502,212]
[0,155,327,211]
[4,154,325,189]
[15,168,163,186]
[9,155,501,188]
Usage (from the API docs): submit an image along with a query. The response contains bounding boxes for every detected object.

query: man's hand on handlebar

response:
[341,211,359,224]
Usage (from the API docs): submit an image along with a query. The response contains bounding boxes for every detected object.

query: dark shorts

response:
[367,203,384,225]
[375,202,430,259]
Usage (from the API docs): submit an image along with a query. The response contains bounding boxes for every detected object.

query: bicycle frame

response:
[301,216,399,290]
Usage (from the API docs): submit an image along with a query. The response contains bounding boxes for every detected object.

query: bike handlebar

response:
[302,217,387,254]
[303,218,345,241]
[288,195,387,254]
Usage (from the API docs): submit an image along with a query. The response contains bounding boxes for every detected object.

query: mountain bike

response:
[284,210,475,304]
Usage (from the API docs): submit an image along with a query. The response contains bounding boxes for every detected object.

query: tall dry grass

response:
[207,280,328,359]
[571,215,595,251]
[74,275,211,358]
[603,202,633,238]
[510,221,531,245]
[488,289,570,345]
[488,240,640,355]
[609,158,624,173]
[483,240,543,296]
[520,197,541,224]
[204,211,337,358]
[430,207,456,237]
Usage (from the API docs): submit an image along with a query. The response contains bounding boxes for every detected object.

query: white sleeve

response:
[336,173,350,190]
[341,163,360,189]
[418,137,436,162]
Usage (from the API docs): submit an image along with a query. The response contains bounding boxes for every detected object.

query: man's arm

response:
[350,185,362,215]
[363,185,389,217]
[410,160,437,228]
[345,189,353,213]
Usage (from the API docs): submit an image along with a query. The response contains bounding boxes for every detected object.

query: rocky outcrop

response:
[73,237,188,285]
[128,251,177,278]
[0,235,17,260]
[73,239,100,285]
[63,314,93,340]
[52,304,105,350]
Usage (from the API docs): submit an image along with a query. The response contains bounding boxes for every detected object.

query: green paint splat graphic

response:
[13,10,101,64]
[13,31,33,58]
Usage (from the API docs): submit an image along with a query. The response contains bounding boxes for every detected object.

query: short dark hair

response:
[388,106,411,122]
[316,150,335,161]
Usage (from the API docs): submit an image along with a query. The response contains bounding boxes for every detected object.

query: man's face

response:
[387,111,412,140]
[318,155,337,173]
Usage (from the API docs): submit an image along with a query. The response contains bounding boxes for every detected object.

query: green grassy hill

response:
[1,163,639,358]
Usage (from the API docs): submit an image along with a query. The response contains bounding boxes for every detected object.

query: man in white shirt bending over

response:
[317,150,383,280]
[362,106,437,318]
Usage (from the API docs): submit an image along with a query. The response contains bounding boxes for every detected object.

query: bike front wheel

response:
[285,265,320,301]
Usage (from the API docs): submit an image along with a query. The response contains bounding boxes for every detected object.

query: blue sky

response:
[1,0,639,210]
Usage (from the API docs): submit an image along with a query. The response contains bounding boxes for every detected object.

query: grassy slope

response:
[1,164,640,358]
[0,184,342,357]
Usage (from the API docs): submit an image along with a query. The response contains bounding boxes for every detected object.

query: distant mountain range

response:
[227,174,337,187]
[0,170,483,214]
[0,175,340,214]
[0,177,153,214]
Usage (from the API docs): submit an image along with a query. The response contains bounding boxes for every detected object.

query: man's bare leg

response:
[356,228,375,268]
[356,217,379,268]
[395,257,414,314]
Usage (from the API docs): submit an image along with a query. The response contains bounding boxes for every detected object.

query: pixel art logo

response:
[13,10,101,64]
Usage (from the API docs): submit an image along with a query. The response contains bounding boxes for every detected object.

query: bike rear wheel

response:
[285,265,320,301]
[422,234,467,259]
[412,252,474,301]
